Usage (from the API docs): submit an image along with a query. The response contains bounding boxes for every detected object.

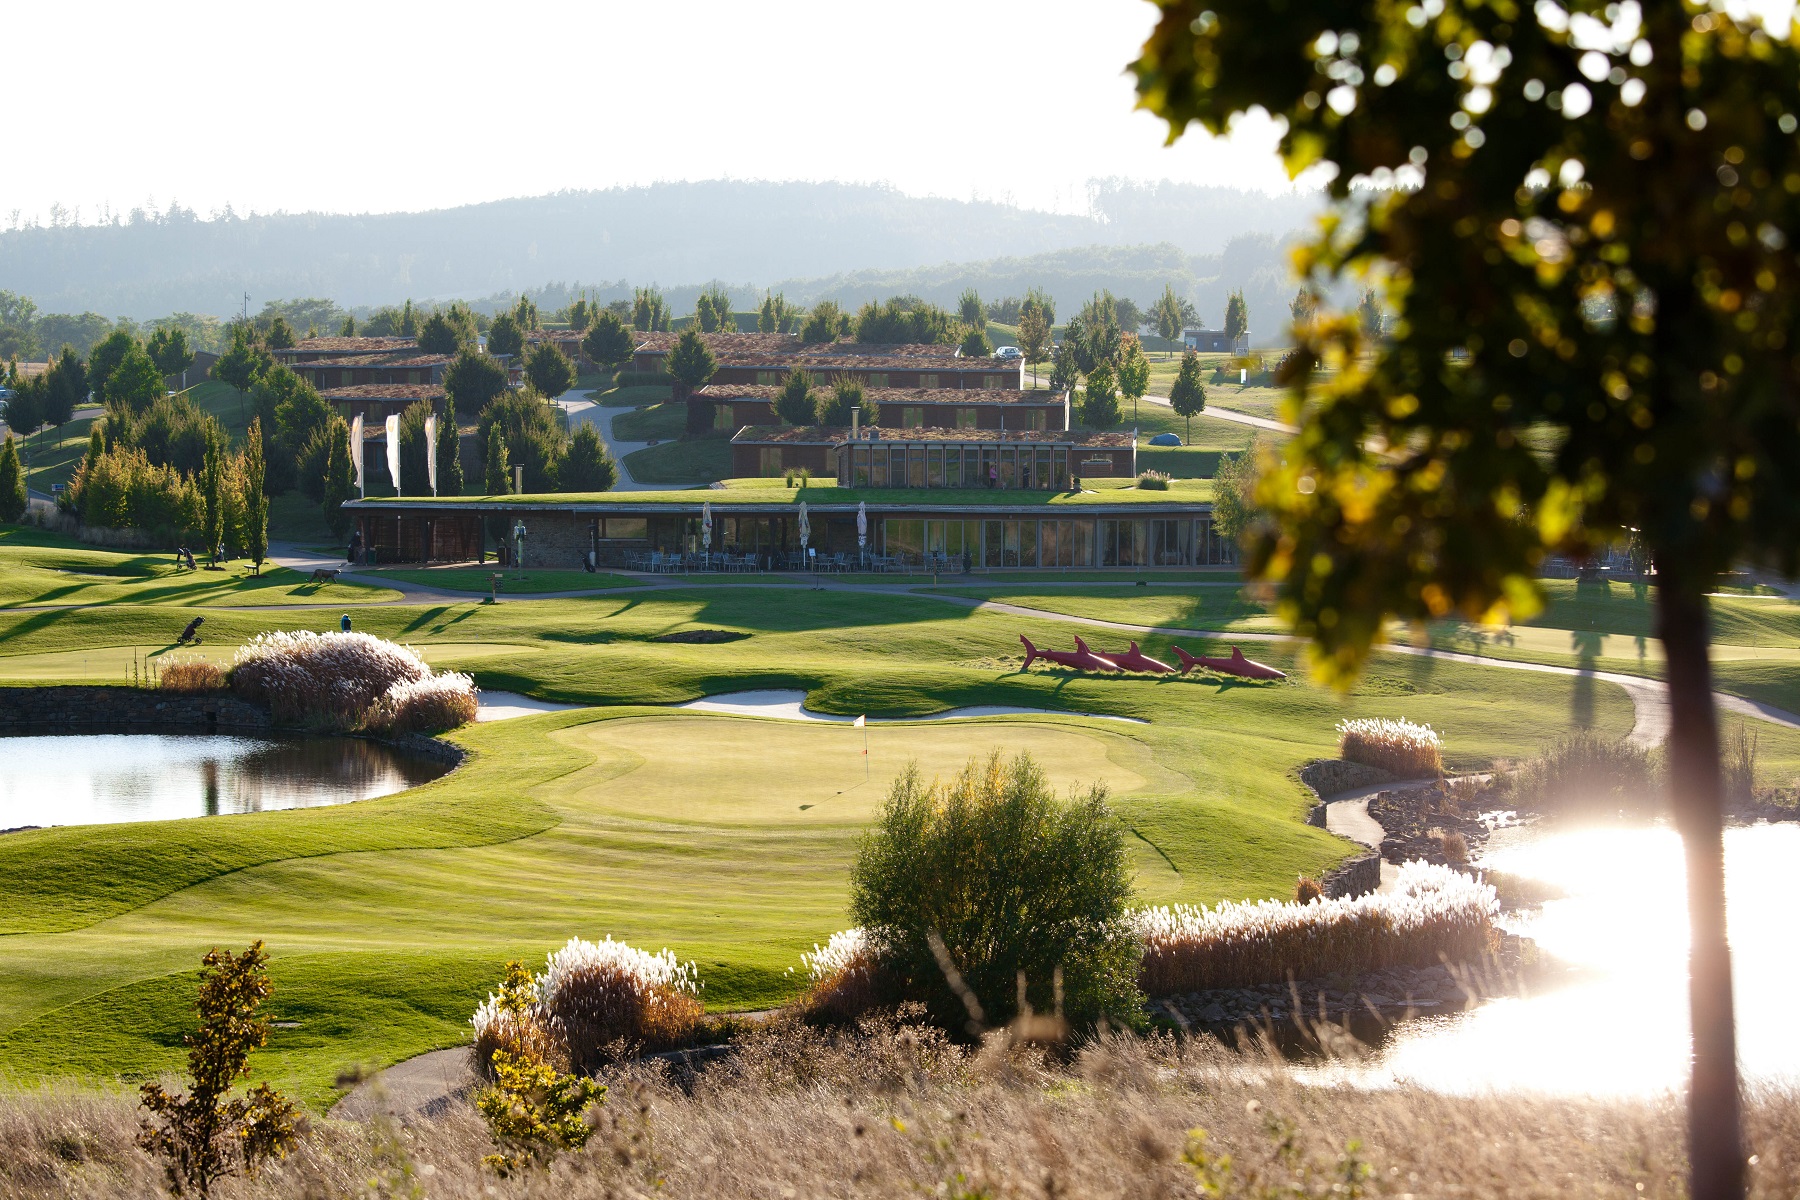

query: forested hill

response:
[0,179,1319,319]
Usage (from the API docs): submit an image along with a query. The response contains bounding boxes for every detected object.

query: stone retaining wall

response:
[0,686,272,733]
[1321,852,1382,899]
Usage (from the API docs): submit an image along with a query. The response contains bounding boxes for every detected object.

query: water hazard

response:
[0,733,451,830]
[1305,821,1800,1096]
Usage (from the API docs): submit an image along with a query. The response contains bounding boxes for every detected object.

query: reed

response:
[532,937,704,1072]
[230,631,476,733]
[365,672,479,735]
[1336,717,1443,778]
[1132,862,1498,994]
[798,928,896,1024]
[1514,730,1655,815]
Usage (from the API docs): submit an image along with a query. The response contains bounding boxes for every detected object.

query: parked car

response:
[994,345,1022,360]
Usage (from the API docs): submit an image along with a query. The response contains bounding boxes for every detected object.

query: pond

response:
[1305,820,1800,1096]
[0,733,452,830]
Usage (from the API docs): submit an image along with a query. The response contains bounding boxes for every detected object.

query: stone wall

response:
[0,686,272,733]
[1322,853,1382,899]
[516,512,593,569]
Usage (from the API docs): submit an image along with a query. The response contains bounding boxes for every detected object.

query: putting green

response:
[552,715,1151,826]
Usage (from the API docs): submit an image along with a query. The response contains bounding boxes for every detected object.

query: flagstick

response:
[864,722,870,779]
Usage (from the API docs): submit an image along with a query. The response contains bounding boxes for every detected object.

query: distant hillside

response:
[0,180,1319,320]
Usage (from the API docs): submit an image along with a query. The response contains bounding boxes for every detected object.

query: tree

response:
[137,943,299,1200]
[1017,302,1051,385]
[0,435,24,522]
[564,296,594,332]
[417,310,469,356]
[86,328,137,398]
[1222,289,1248,349]
[1049,333,1080,393]
[1168,349,1207,442]
[201,426,227,564]
[240,420,268,574]
[487,312,524,358]
[484,423,510,495]
[849,752,1139,1033]
[43,346,88,428]
[1080,362,1120,429]
[322,419,354,537]
[959,325,992,357]
[105,344,166,414]
[631,287,667,332]
[400,300,418,337]
[524,342,576,399]
[1025,286,1055,329]
[581,312,635,373]
[264,316,296,350]
[5,372,45,440]
[665,327,716,394]
[1117,334,1150,423]
[148,327,195,381]
[561,423,616,492]
[695,284,733,333]
[1152,284,1186,352]
[436,399,464,497]
[1290,286,1321,332]
[799,300,843,344]
[213,327,270,394]
[816,376,871,427]
[477,390,565,492]
[1134,5,1796,1194]
[513,295,538,331]
[1209,439,1260,544]
[443,348,508,414]
[775,368,815,425]
[1357,289,1384,340]
[958,288,984,330]
[854,296,956,345]
[758,293,777,333]
[340,315,356,336]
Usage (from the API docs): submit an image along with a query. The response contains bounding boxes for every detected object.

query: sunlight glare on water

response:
[1306,822,1800,1097]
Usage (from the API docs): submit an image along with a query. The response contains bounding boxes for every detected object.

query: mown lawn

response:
[0,526,399,609]
[358,567,643,594]
[612,401,688,442]
[623,436,733,484]
[0,580,1649,1109]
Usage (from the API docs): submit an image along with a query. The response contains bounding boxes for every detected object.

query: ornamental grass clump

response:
[229,631,476,733]
[536,937,703,1073]
[798,927,897,1024]
[158,658,224,694]
[1337,717,1443,778]
[1132,862,1498,995]
[1514,730,1657,817]
[849,751,1140,1034]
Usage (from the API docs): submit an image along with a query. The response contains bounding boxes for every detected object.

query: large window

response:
[983,375,1004,390]
[917,373,938,389]
[944,447,963,488]
[759,447,783,476]
[757,371,782,385]
[903,406,925,427]
[1040,519,1093,567]
[956,408,978,428]
[869,446,887,487]
[600,517,647,541]
[907,447,925,487]
[713,404,734,430]
[927,446,944,488]
[866,373,888,387]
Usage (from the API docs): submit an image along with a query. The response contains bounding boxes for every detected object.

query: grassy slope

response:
[0,581,1647,1107]
[612,401,687,442]
[361,567,643,594]
[0,526,400,608]
[387,478,1215,506]
[624,435,734,484]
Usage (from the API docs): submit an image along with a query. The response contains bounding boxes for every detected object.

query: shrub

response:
[1337,717,1443,778]
[1132,861,1498,994]
[472,961,566,1077]
[1136,469,1171,490]
[1514,730,1655,816]
[230,631,476,733]
[612,370,668,387]
[137,943,300,1199]
[1723,721,1760,803]
[849,751,1141,1034]
[364,672,479,735]
[159,658,224,694]
[536,936,703,1072]
[476,1050,604,1177]
[1295,875,1323,903]
[798,927,898,1024]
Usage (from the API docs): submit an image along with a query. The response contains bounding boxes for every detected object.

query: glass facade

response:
[878,517,1238,568]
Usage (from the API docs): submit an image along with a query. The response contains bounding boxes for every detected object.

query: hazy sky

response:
[4,0,1297,226]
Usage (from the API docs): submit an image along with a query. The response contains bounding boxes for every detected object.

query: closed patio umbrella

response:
[797,501,810,562]
[856,501,867,551]
[701,501,712,550]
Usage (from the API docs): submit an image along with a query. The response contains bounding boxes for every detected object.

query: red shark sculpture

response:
[1020,634,1121,672]
[1173,645,1288,680]
[1102,641,1177,674]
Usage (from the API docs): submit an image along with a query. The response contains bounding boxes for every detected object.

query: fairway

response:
[553,715,1151,825]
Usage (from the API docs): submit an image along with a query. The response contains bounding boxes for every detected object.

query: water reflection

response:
[0,734,450,829]
[1300,822,1799,1096]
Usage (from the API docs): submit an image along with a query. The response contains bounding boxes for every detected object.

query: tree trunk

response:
[1654,559,1745,1200]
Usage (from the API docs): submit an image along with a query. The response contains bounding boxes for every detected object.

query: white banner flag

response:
[424,413,439,496]
[350,413,364,496]
[385,414,401,494]
[853,715,866,727]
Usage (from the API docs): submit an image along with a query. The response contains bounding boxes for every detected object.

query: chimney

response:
[851,407,859,439]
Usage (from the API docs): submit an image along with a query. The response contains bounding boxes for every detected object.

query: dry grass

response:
[229,631,476,734]
[2,1020,1797,1198]
[797,928,897,1024]
[533,938,705,1074]
[156,658,223,694]
[1132,862,1497,994]
[364,672,479,735]
[1337,717,1443,779]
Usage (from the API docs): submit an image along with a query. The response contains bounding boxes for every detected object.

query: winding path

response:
[557,393,703,491]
